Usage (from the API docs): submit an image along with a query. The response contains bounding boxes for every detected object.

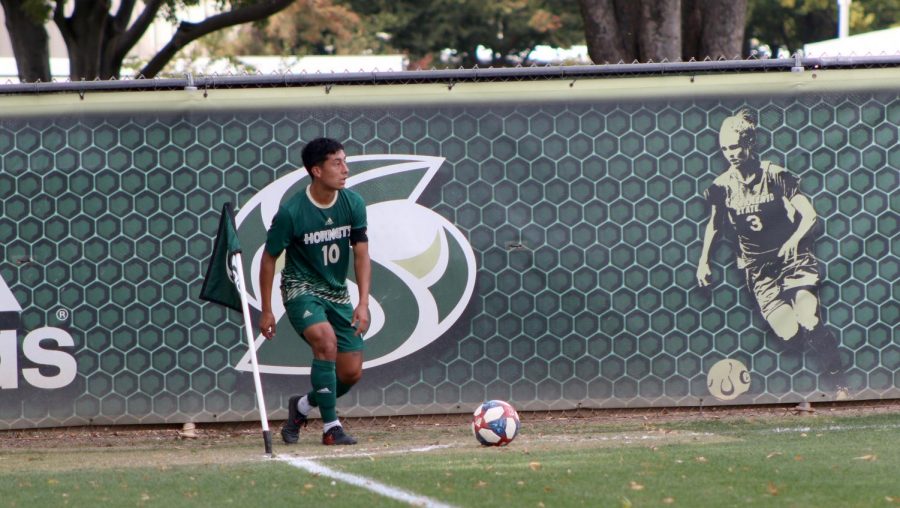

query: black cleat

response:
[322,425,357,445]
[281,395,308,444]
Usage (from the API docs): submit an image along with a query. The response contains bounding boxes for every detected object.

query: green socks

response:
[305,360,357,424]
[308,359,337,424]
[306,379,354,405]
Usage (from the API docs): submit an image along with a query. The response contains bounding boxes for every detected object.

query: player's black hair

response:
[301,137,345,177]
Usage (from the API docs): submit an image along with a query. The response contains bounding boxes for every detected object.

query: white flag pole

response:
[230,252,273,456]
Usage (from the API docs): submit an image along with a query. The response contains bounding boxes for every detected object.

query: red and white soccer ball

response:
[472,400,520,446]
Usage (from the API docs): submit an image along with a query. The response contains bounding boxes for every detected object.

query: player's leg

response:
[296,351,358,415]
[290,320,358,444]
[792,288,819,330]
[793,289,847,392]
[749,266,801,343]
[281,297,341,444]
[784,255,848,395]
[300,302,363,413]
[763,304,800,342]
[314,301,364,444]
[304,322,361,444]
[304,351,360,409]
[336,350,362,397]
[332,299,364,395]
[784,251,822,333]
[302,321,340,425]
[292,300,363,445]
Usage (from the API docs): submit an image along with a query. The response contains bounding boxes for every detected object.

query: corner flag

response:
[200,203,273,456]
[199,203,243,312]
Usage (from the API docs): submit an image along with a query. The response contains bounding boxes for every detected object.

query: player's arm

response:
[259,208,290,339]
[258,250,278,339]
[778,193,817,261]
[696,203,721,287]
[351,239,371,336]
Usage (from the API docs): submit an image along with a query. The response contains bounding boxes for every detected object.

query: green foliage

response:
[339,0,585,67]
[746,0,900,54]
[206,0,585,67]
[208,0,377,57]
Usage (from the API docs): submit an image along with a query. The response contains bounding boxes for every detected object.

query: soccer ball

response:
[472,400,520,446]
[706,358,751,401]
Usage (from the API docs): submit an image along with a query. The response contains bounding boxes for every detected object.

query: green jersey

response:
[264,186,367,304]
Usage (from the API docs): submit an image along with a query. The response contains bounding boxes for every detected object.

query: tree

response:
[341,0,585,68]
[683,0,748,60]
[745,0,899,56]
[1,0,52,82]
[578,0,748,63]
[1,0,297,82]
[211,0,373,58]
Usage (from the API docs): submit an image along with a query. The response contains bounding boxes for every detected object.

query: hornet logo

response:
[232,155,477,374]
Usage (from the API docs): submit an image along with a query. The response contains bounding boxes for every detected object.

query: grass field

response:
[2,406,899,507]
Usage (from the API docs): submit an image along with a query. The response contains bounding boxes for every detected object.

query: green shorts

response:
[284,295,364,353]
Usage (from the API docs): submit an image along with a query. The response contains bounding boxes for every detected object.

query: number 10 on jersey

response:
[322,243,340,265]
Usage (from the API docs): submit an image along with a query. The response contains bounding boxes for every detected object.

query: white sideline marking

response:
[769,423,900,434]
[301,443,455,461]
[280,456,457,508]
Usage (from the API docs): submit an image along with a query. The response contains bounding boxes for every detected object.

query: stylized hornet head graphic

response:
[706,358,752,401]
[232,155,477,374]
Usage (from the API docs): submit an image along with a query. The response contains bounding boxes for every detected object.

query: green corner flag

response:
[199,202,273,456]
[199,203,243,312]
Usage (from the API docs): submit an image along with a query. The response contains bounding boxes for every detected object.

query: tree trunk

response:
[50,0,292,80]
[55,0,113,80]
[580,0,682,63]
[100,0,163,79]
[52,0,161,80]
[701,0,746,59]
[683,0,747,60]
[637,0,681,62]
[0,0,51,82]
[682,0,702,59]
[578,0,632,63]
[583,0,747,64]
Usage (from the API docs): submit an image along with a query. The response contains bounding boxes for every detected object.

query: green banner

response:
[0,68,897,429]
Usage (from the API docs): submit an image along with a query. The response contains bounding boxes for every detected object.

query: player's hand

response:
[696,263,712,287]
[351,304,369,336]
[779,238,800,261]
[259,311,276,340]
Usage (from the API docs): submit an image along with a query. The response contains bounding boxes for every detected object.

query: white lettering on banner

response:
[0,330,16,389]
[2,274,77,390]
[0,327,77,390]
[22,327,77,389]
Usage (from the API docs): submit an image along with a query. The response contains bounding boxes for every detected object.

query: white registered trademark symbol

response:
[56,309,69,321]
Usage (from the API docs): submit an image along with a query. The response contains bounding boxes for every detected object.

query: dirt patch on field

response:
[1,399,898,454]
[0,442,269,474]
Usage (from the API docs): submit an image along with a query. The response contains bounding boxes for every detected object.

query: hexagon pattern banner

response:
[0,69,897,429]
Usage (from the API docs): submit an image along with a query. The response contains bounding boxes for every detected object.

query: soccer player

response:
[258,137,370,445]
[696,108,848,397]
